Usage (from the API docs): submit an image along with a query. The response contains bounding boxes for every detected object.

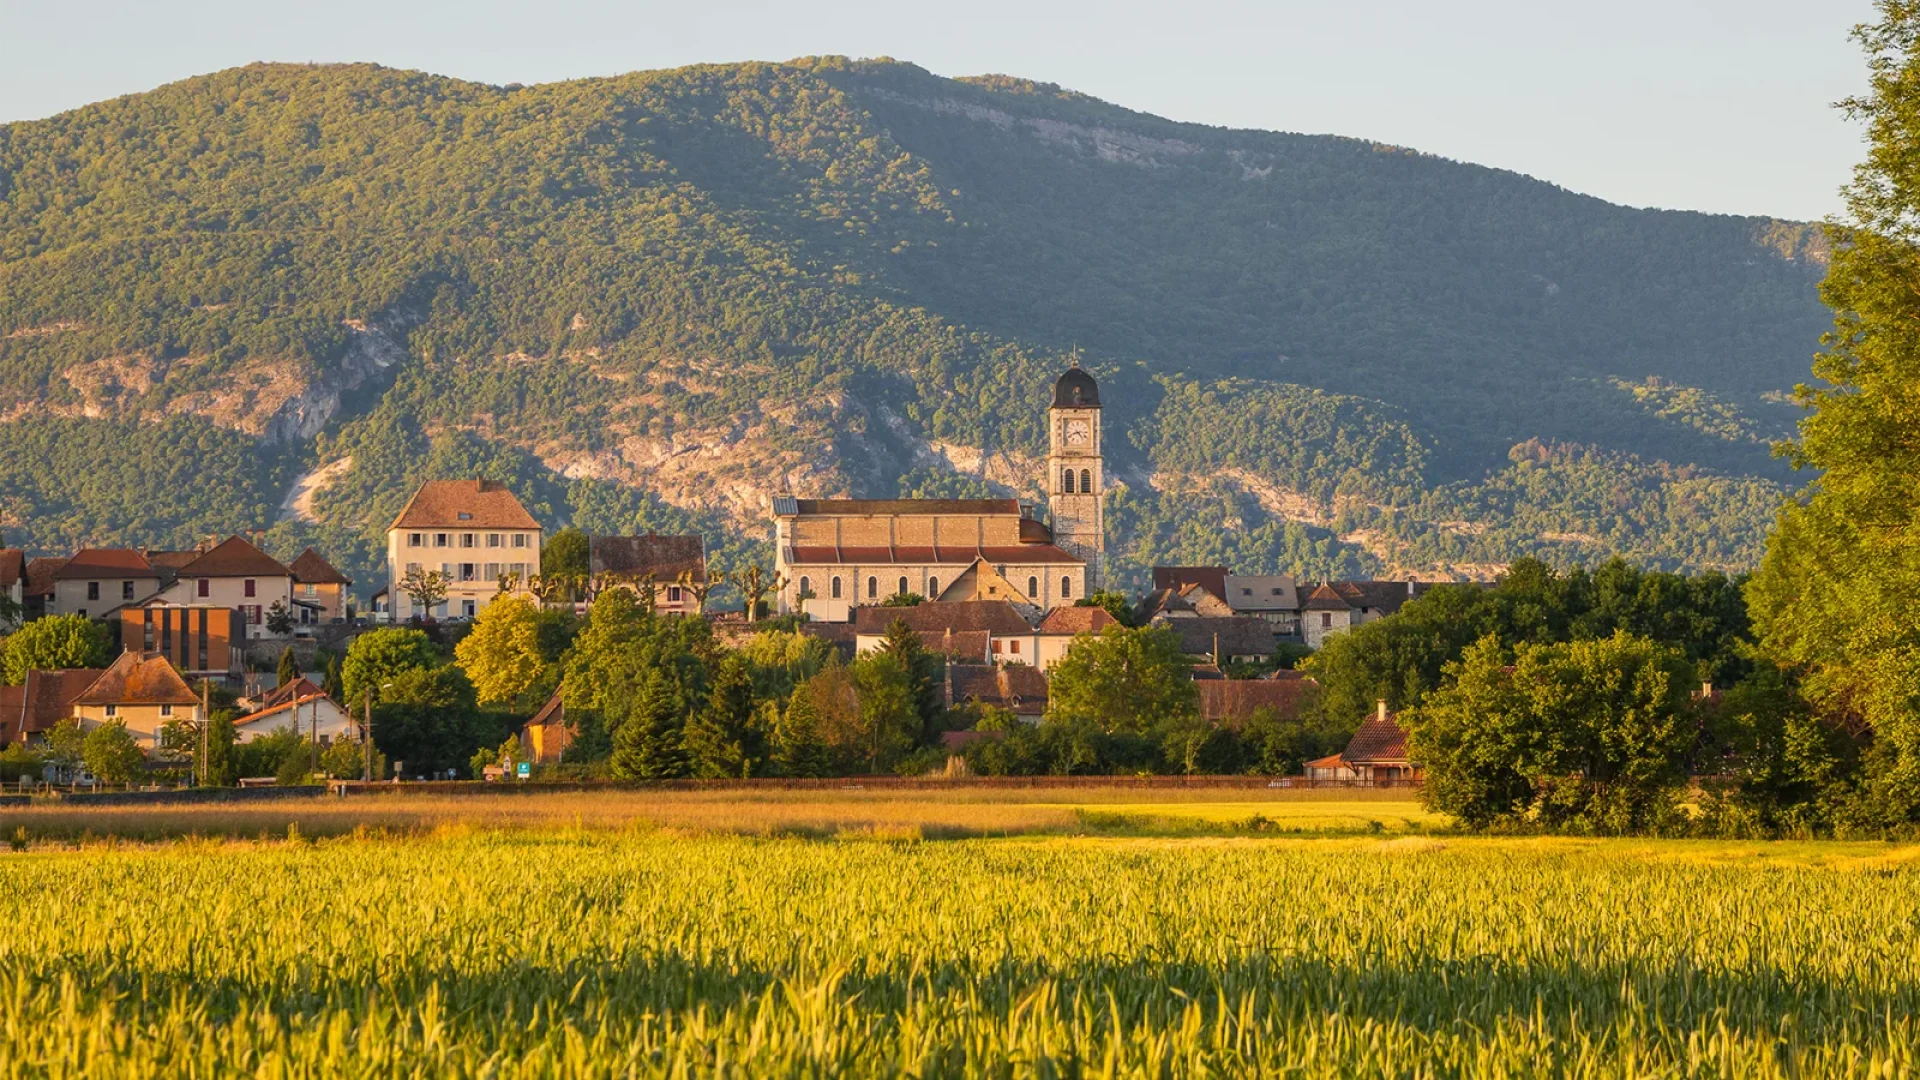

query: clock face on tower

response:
[1063,417,1090,447]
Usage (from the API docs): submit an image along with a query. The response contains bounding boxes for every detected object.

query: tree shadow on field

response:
[32,946,1916,1048]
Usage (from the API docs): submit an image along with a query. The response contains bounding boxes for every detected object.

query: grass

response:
[4,788,1916,1074]
[0,786,1437,844]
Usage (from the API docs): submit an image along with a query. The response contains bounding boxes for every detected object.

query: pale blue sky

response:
[0,0,1877,220]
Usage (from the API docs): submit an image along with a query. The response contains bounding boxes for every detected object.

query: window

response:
[1062,469,1075,494]
[1028,576,1038,599]
[122,580,135,600]
[434,533,449,548]
[487,534,501,548]
[867,576,877,599]
[1061,576,1071,599]
[928,577,939,598]
[243,579,256,598]
[1080,469,1092,491]
[197,579,210,598]
[897,576,908,597]
[160,704,173,717]
[87,581,100,601]
[512,534,528,548]
[831,577,842,599]
[105,705,117,718]
[408,533,424,548]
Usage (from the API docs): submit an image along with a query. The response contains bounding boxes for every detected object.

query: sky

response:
[0,0,1878,221]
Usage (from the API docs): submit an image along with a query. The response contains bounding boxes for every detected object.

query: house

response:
[773,367,1104,622]
[1197,676,1318,726]
[387,480,543,621]
[521,690,570,764]
[68,652,204,750]
[151,535,297,637]
[0,668,105,748]
[853,601,1039,665]
[1301,580,1433,649]
[0,548,23,624]
[49,549,162,618]
[1224,574,1301,633]
[950,664,1050,719]
[1309,701,1421,787]
[22,556,65,618]
[288,548,353,623]
[1151,616,1277,664]
[233,683,356,745]
[1033,605,1117,669]
[118,604,244,680]
[589,534,706,614]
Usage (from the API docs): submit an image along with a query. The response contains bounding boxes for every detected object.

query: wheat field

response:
[1,814,1916,1077]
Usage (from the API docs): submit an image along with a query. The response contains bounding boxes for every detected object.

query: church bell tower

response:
[1047,362,1105,589]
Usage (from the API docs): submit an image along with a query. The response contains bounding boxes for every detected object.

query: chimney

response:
[1377,699,1388,723]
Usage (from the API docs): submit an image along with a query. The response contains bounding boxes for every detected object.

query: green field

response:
[1,790,1916,1076]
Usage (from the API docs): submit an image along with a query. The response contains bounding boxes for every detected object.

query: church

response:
[773,366,1105,623]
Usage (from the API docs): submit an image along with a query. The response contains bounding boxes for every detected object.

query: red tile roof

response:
[389,480,541,531]
[55,549,158,580]
[787,499,1021,516]
[1198,678,1318,725]
[853,601,1035,636]
[787,545,1081,566]
[288,548,351,585]
[0,549,23,590]
[179,535,290,578]
[1343,716,1411,765]
[72,652,200,707]
[1036,606,1116,635]
[23,557,65,598]
[1,668,107,743]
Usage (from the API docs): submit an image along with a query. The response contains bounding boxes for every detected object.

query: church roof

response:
[783,499,1023,517]
[785,544,1082,566]
[1053,367,1101,408]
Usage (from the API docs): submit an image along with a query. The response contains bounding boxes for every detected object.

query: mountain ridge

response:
[0,58,1828,594]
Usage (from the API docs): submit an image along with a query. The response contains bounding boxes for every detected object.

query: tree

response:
[1046,625,1199,735]
[342,628,437,710]
[683,654,764,778]
[453,593,545,706]
[276,647,300,687]
[265,600,295,637]
[399,567,450,618]
[772,687,832,778]
[1406,632,1697,831]
[1,615,111,685]
[610,673,689,779]
[82,722,146,787]
[1745,2,1920,826]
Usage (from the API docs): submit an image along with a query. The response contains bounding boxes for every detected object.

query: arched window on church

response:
[867,576,877,599]
[1061,576,1072,599]
[1080,468,1092,492]
[831,577,842,599]
[1028,576,1038,600]
[928,576,939,599]
[897,575,909,598]
[1062,468,1075,494]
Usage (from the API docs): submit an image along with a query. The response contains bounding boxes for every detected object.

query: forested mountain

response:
[0,59,1827,593]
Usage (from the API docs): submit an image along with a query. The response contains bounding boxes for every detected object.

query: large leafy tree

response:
[1407,632,1698,831]
[454,593,546,706]
[1045,625,1198,736]
[1747,1,1920,823]
[1,615,112,685]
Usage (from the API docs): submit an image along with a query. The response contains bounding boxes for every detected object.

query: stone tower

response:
[1047,363,1105,590]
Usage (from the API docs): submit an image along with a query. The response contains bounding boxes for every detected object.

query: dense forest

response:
[0,59,1826,590]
